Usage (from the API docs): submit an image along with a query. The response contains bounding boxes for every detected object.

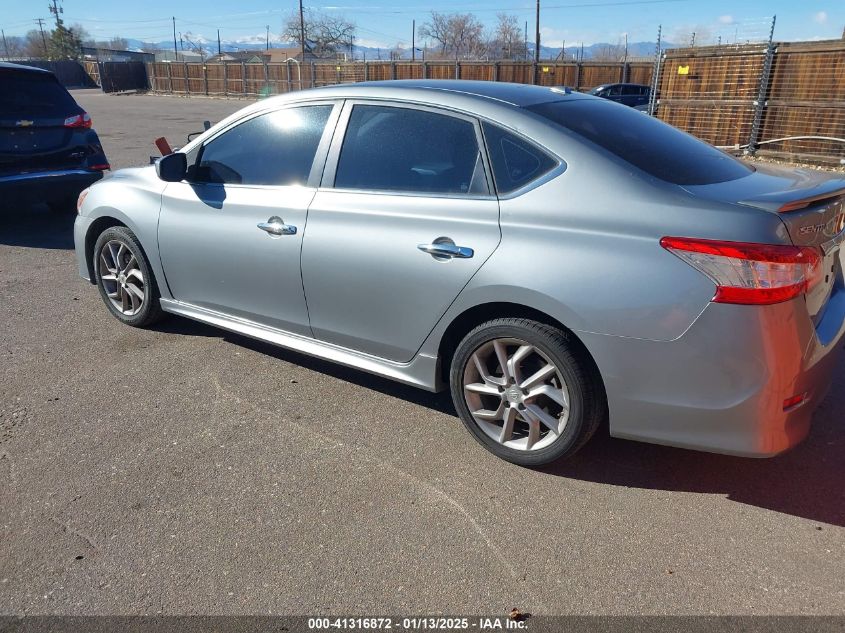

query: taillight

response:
[660,237,823,306]
[64,112,92,128]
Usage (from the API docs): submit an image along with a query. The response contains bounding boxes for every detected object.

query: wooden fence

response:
[145,60,654,97]
[655,40,845,164]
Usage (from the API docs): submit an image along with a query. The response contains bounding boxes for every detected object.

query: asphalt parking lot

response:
[1,89,844,616]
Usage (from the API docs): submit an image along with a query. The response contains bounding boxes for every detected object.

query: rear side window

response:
[334,105,488,195]
[0,70,78,116]
[193,105,331,186]
[527,99,752,185]
[482,122,559,195]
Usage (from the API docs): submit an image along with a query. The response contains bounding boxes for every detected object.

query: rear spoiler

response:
[739,180,845,213]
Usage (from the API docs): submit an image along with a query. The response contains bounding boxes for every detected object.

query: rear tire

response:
[93,226,164,328]
[449,318,605,467]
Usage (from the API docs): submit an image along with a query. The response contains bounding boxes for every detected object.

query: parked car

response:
[589,82,651,108]
[0,62,109,212]
[74,80,845,466]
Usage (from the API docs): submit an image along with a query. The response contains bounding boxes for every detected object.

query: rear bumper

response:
[0,169,103,201]
[580,275,845,457]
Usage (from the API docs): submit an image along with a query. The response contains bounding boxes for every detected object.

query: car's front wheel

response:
[93,226,164,327]
[450,318,605,466]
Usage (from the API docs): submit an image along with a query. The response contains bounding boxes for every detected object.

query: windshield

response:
[0,69,80,117]
[526,99,753,185]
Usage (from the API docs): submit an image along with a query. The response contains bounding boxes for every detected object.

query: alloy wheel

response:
[99,239,146,316]
[462,337,571,451]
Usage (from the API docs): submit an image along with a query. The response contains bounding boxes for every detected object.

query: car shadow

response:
[156,315,845,527]
[0,202,76,249]
[154,316,455,416]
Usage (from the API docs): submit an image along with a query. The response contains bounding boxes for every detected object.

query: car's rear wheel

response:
[93,226,164,327]
[450,318,605,466]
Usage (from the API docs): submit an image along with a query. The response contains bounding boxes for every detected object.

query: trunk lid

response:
[0,67,85,174]
[683,165,845,324]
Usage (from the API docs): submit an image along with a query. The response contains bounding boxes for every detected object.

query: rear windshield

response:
[526,99,752,185]
[0,69,79,116]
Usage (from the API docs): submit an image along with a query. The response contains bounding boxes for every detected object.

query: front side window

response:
[334,105,488,195]
[482,122,559,195]
[191,105,332,186]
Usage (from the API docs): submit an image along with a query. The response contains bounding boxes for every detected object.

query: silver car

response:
[73,80,845,466]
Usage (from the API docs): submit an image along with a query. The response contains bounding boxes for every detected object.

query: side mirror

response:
[156,152,187,182]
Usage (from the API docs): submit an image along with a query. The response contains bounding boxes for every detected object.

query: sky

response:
[1,0,843,50]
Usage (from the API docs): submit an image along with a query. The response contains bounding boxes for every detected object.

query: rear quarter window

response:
[526,99,752,186]
[482,122,559,195]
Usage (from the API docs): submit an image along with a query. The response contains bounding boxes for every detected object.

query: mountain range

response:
[122,37,675,61]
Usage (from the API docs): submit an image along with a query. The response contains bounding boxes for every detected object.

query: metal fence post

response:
[363,60,369,81]
[391,61,397,80]
[223,62,228,96]
[574,62,581,91]
[286,62,292,92]
[455,60,459,80]
[311,61,316,88]
[746,15,777,155]
[647,25,663,116]
[263,59,269,95]
[167,62,173,93]
[422,61,428,79]
[203,64,209,96]
[493,61,499,82]
[242,61,248,95]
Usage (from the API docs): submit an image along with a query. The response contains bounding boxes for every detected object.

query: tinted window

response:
[0,70,78,116]
[527,99,752,185]
[334,105,487,195]
[482,122,559,194]
[193,105,331,186]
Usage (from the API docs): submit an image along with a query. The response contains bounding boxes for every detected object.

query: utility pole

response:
[1,30,9,59]
[217,29,221,55]
[172,16,177,59]
[266,25,270,50]
[298,0,306,61]
[534,0,540,63]
[411,19,415,61]
[35,18,48,56]
[690,31,696,47]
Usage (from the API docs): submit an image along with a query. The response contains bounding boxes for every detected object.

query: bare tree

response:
[3,35,26,58]
[139,43,162,54]
[283,8,356,59]
[489,13,526,59]
[182,33,209,60]
[418,12,486,60]
[590,42,626,61]
[108,36,128,50]
[23,30,48,58]
[390,42,406,60]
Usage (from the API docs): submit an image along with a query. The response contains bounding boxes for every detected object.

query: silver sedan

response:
[74,80,845,466]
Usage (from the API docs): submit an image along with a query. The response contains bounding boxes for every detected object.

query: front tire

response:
[449,318,605,467]
[93,226,164,328]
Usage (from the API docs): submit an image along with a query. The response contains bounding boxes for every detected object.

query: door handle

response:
[417,239,474,260]
[257,216,297,236]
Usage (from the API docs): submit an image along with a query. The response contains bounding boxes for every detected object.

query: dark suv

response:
[1,62,108,212]
[589,83,651,108]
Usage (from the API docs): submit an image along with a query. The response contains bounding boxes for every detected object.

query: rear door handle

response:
[417,240,474,259]
[257,216,297,236]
